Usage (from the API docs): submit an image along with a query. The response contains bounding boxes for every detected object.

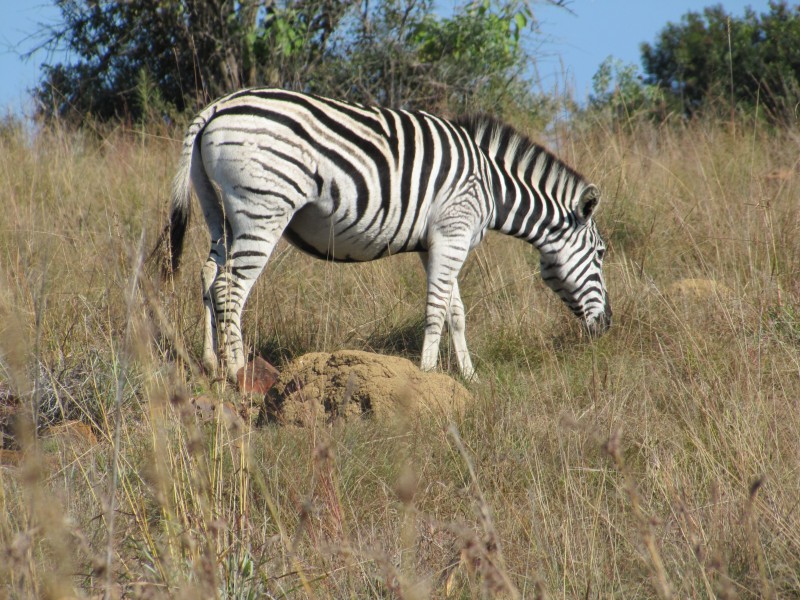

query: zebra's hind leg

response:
[194,151,228,378]
[211,202,294,383]
[201,239,225,376]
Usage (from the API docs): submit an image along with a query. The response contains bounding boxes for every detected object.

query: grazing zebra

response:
[162,88,611,382]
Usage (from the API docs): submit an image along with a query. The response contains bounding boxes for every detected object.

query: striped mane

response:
[455,114,584,185]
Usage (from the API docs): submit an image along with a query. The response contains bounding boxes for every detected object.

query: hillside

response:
[1,114,799,598]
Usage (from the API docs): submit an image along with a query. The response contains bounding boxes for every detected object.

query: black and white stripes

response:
[164,88,611,381]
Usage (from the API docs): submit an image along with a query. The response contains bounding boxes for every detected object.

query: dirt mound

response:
[663,278,742,329]
[667,278,733,301]
[261,350,471,426]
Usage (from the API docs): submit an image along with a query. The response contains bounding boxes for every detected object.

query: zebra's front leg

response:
[421,281,476,380]
[447,280,476,380]
[420,241,469,374]
[419,252,475,379]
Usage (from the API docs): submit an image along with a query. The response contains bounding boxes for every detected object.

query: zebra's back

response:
[196,89,491,261]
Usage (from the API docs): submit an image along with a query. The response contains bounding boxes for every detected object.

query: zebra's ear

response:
[578,184,601,222]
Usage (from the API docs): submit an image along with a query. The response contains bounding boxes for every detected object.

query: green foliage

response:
[409,0,535,112]
[414,2,528,80]
[589,56,664,121]
[640,1,800,121]
[35,0,554,124]
[36,0,350,122]
[326,0,541,114]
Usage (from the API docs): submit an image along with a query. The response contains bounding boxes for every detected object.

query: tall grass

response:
[1,111,799,598]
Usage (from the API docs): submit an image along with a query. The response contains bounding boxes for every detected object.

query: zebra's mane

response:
[455,114,584,185]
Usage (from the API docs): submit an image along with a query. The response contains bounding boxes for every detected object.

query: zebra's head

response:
[539,184,612,337]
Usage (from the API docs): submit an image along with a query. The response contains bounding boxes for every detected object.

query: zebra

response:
[161,88,611,382]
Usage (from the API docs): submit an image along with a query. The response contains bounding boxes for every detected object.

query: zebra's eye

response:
[597,248,606,260]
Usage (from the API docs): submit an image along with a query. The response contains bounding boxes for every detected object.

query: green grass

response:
[1,113,799,598]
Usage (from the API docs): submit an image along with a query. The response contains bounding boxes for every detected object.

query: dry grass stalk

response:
[446,423,520,598]
[604,427,673,599]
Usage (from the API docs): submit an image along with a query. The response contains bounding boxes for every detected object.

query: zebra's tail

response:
[154,113,208,280]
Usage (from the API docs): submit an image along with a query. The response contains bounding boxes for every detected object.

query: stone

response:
[191,395,245,430]
[43,421,98,449]
[237,356,280,395]
[191,394,220,421]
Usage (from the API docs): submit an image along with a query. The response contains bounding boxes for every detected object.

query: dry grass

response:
[1,112,799,598]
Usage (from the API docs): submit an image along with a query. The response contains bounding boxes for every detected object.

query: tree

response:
[34,0,566,124]
[35,0,355,122]
[640,1,800,121]
[588,56,664,122]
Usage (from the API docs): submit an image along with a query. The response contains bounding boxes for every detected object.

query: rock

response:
[221,401,245,431]
[261,350,471,426]
[42,421,98,450]
[764,168,795,182]
[664,278,740,328]
[0,449,22,467]
[191,394,218,419]
[237,356,280,395]
[191,395,245,430]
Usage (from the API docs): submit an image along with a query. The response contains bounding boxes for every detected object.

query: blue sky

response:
[0,0,776,117]
[531,0,773,98]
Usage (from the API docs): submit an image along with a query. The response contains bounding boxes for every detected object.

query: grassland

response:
[1,111,799,598]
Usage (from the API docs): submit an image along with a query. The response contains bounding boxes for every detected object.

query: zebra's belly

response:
[285,205,420,262]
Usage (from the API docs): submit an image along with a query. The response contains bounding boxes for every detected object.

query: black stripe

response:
[261,146,318,182]
[238,233,268,242]
[243,91,392,231]
[235,209,277,220]
[248,89,386,136]
[231,250,267,259]
[212,105,363,213]
[252,158,305,195]
[395,110,418,242]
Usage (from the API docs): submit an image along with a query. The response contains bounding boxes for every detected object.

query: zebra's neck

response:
[456,115,583,248]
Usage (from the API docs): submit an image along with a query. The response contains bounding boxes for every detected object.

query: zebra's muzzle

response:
[585,303,612,337]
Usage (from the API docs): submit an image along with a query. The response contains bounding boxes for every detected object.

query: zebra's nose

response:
[585,307,611,337]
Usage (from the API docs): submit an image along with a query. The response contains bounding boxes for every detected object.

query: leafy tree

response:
[318,0,538,114]
[35,0,354,122]
[34,0,566,124]
[640,1,800,121]
[589,56,664,122]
